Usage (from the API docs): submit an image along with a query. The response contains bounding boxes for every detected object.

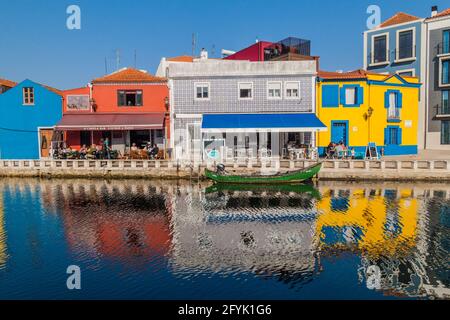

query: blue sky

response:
[0,0,448,89]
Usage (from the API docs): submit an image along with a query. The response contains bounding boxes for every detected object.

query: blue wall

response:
[365,20,423,78]
[0,80,62,159]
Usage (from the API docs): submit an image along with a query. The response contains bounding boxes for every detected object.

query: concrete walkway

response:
[384,150,450,161]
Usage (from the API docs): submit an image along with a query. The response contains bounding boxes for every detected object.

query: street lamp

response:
[164,96,170,159]
[364,106,374,144]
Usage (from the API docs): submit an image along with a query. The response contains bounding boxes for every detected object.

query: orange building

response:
[57,68,170,157]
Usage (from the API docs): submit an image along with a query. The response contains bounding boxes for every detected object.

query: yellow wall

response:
[315,188,418,258]
[316,74,419,154]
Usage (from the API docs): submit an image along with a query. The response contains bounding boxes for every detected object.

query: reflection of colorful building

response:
[42,181,173,263]
[316,188,418,257]
[0,192,7,268]
[316,71,420,156]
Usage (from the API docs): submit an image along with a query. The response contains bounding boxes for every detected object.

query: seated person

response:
[149,144,159,159]
[131,143,138,151]
[335,143,344,157]
[79,144,88,159]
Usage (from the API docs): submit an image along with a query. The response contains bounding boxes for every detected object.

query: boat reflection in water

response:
[0,178,448,299]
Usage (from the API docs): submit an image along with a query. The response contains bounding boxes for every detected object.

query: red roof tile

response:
[427,8,450,20]
[92,68,166,84]
[318,69,369,80]
[167,55,194,62]
[379,12,420,28]
[0,78,17,88]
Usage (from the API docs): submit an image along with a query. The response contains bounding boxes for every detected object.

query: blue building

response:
[0,79,62,159]
[363,12,426,150]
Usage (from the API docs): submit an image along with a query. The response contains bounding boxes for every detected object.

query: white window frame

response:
[396,69,416,77]
[238,82,254,100]
[194,82,210,101]
[267,81,282,100]
[439,56,450,88]
[370,32,390,66]
[395,27,416,63]
[23,87,35,105]
[285,81,301,100]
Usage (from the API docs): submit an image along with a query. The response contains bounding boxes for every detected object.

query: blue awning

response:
[202,113,327,132]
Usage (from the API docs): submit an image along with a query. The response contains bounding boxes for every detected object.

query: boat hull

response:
[205,163,322,184]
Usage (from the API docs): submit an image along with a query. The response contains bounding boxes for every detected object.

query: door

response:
[331,122,348,145]
[39,129,54,158]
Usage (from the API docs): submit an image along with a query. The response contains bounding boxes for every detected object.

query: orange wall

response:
[91,84,168,113]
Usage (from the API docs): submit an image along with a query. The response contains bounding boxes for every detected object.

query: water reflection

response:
[0,179,448,299]
[0,192,7,269]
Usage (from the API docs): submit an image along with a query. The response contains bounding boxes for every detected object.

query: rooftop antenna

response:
[104,57,108,74]
[115,49,121,71]
[211,44,216,58]
[134,49,137,68]
[192,33,197,57]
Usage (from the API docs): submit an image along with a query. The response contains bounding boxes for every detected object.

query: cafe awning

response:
[55,113,165,131]
[202,113,327,133]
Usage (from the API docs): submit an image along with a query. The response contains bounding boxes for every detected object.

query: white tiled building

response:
[156,57,325,162]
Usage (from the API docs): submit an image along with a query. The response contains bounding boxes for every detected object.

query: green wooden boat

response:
[204,162,322,184]
[205,183,321,199]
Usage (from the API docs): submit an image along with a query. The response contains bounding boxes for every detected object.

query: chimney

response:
[431,5,438,17]
[200,48,208,60]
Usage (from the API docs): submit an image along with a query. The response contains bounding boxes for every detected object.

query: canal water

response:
[0,178,448,300]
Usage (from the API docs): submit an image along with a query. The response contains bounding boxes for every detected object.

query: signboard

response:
[365,143,379,160]
[67,95,90,110]
[203,139,224,161]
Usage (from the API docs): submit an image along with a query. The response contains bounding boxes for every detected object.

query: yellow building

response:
[316,70,420,157]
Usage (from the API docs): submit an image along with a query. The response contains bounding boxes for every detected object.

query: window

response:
[345,87,357,105]
[23,87,34,105]
[67,95,90,111]
[373,34,388,64]
[397,29,414,60]
[442,121,450,144]
[397,70,414,77]
[285,82,300,99]
[195,83,209,99]
[388,92,400,119]
[442,90,449,115]
[441,59,450,86]
[340,86,363,107]
[443,30,450,54]
[267,82,282,99]
[117,90,143,106]
[386,127,401,145]
[239,82,253,99]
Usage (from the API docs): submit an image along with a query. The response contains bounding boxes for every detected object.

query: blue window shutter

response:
[357,86,364,105]
[384,128,389,145]
[397,128,402,145]
[384,91,390,108]
[322,85,339,107]
[397,92,403,108]
[340,87,346,105]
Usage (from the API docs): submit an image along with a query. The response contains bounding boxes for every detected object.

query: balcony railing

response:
[393,45,416,62]
[437,42,450,56]
[435,105,450,118]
